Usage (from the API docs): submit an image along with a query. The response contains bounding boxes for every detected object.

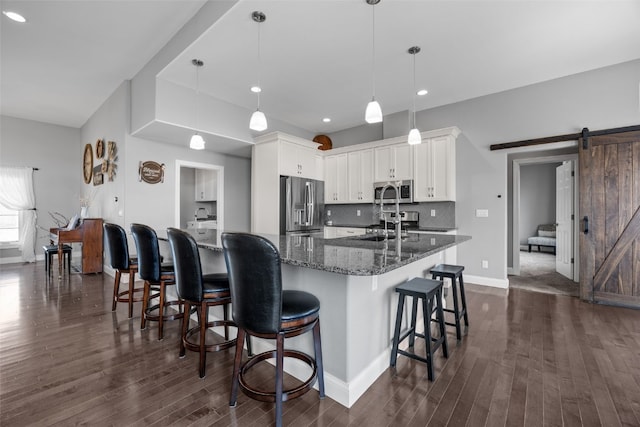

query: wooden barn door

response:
[579,130,640,308]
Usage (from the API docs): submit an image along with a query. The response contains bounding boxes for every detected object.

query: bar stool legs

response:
[430,264,469,340]
[390,278,448,381]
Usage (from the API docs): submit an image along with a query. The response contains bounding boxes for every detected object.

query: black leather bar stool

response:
[131,223,182,340]
[221,232,324,427]
[43,244,72,274]
[390,277,448,381]
[167,228,240,378]
[430,264,468,340]
[104,223,142,318]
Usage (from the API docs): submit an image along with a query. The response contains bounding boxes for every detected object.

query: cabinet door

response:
[359,149,374,203]
[348,149,374,203]
[280,141,301,177]
[374,146,393,181]
[195,169,217,201]
[392,144,413,181]
[298,145,317,179]
[324,155,338,203]
[414,136,455,201]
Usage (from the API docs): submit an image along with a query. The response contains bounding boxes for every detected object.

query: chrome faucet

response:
[378,182,401,240]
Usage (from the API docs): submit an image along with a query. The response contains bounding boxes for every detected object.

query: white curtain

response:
[0,167,37,262]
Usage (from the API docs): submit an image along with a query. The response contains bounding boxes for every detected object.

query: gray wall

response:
[0,116,80,261]
[519,163,561,246]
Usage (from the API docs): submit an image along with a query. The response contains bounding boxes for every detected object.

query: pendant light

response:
[249,11,268,132]
[407,46,422,145]
[364,0,382,124]
[189,59,205,150]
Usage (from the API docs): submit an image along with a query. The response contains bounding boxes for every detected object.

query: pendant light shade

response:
[190,59,205,150]
[249,11,268,132]
[407,46,422,145]
[408,128,421,145]
[365,0,382,124]
[190,133,205,150]
[249,109,268,132]
[365,98,383,124]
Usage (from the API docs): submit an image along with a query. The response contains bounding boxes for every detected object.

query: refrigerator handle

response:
[305,181,314,226]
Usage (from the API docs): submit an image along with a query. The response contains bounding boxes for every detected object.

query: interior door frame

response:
[174,160,224,231]
[511,153,579,279]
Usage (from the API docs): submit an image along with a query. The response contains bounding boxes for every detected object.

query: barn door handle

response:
[582,216,589,234]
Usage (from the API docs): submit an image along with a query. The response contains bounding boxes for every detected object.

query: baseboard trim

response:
[464,274,509,289]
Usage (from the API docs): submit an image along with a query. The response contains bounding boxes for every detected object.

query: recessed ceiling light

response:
[250,86,261,93]
[3,11,26,23]
[322,118,331,123]
[417,89,428,96]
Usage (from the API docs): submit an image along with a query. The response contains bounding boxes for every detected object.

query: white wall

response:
[0,116,80,261]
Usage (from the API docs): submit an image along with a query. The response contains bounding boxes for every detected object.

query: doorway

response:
[174,160,224,231]
[510,151,579,295]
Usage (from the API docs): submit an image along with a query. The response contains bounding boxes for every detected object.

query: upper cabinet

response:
[279,140,321,180]
[413,130,460,201]
[195,169,217,201]
[347,149,374,203]
[325,153,348,203]
[374,143,413,182]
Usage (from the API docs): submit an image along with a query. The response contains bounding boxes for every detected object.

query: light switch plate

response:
[430,209,436,217]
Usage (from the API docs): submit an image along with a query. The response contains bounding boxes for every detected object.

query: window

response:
[0,204,19,243]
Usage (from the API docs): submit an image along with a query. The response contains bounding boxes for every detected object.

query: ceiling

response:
[3,1,640,142]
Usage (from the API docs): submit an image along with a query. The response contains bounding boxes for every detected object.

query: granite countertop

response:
[171,229,470,277]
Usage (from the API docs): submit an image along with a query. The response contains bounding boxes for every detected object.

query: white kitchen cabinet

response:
[374,143,413,182]
[195,169,217,201]
[324,154,348,204]
[347,149,374,203]
[280,140,320,179]
[414,135,456,201]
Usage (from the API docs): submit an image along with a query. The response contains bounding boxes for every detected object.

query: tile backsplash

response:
[324,201,455,228]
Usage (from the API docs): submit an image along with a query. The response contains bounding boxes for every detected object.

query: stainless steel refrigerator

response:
[280,176,324,235]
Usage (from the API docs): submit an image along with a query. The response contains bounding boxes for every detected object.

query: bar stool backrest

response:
[130,223,162,283]
[166,228,204,303]
[104,223,132,270]
[221,232,282,334]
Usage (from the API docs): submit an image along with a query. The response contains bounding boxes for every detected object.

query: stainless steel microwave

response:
[374,180,414,204]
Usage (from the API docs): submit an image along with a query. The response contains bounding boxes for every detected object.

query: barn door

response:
[579,130,640,308]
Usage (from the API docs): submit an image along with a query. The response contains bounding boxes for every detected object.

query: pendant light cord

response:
[412,52,416,128]
[371,3,376,99]
[257,20,262,110]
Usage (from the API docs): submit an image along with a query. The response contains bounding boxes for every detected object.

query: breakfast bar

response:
[170,229,470,408]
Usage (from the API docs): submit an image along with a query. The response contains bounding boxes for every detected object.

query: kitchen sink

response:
[356,234,396,242]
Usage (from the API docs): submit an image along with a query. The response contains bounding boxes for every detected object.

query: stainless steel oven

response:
[374,180,414,204]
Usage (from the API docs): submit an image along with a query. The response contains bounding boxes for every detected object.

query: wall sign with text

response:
[138,161,165,184]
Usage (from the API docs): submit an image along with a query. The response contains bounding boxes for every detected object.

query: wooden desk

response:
[50,218,103,274]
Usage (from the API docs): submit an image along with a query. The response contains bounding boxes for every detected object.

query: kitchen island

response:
[165,229,470,407]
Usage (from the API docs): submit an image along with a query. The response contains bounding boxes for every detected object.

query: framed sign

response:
[138,161,165,184]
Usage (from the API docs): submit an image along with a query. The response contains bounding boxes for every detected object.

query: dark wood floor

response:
[1,262,640,426]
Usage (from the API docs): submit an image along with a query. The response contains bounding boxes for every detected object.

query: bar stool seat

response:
[390,277,448,381]
[430,264,468,340]
[43,244,71,274]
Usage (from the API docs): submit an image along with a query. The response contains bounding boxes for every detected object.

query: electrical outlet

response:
[356,209,361,216]
[327,210,331,216]
[431,209,436,217]
[476,209,489,218]
[482,260,489,269]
